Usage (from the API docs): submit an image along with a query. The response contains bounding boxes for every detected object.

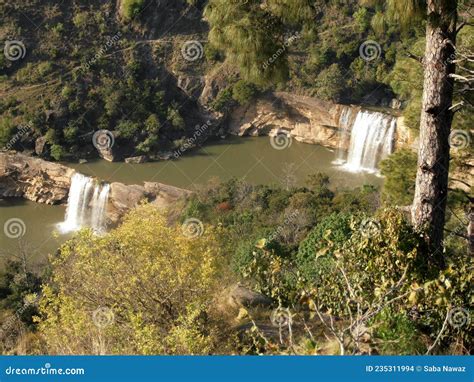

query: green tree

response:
[313,63,346,102]
[380,149,418,205]
[204,0,312,85]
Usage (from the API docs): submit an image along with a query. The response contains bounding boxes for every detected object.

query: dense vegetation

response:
[0,0,472,356]
[1,174,471,355]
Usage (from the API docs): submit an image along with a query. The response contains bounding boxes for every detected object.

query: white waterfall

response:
[333,107,354,164]
[59,173,110,233]
[338,110,396,173]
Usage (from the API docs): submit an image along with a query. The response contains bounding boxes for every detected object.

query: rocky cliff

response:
[227,92,407,151]
[0,151,192,225]
[0,152,74,204]
[107,181,192,225]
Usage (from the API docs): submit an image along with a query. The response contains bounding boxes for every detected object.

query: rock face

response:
[228,92,404,151]
[0,152,193,225]
[0,152,74,204]
[107,181,192,225]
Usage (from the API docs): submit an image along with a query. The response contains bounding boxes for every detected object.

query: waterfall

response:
[333,107,354,164]
[338,110,396,173]
[59,173,110,233]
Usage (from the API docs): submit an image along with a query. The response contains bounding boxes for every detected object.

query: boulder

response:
[227,284,273,309]
[35,136,48,156]
[125,155,148,164]
[107,181,192,225]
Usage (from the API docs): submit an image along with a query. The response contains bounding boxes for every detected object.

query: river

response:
[0,136,382,265]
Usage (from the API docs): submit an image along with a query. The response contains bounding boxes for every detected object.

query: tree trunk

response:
[411,0,457,263]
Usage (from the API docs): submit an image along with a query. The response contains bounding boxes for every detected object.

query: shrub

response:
[232,80,258,106]
[50,144,65,161]
[121,0,145,20]
[296,212,352,284]
[38,206,222,354]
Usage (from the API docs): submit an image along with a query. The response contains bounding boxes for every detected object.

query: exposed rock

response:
[0,152,74,204]
[35,136,48,156]
[228,92,356,150]
[228,92,404,151]
[125,155,148,164]
[107,181,192,225]
[226,284,273,309]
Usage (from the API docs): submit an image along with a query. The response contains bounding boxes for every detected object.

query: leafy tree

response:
[38,206,222,354]
[313,63,346,102]
[204,0,312,85]
[380,149,418,205]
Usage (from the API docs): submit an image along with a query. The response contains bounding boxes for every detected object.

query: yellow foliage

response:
[38,206,221,354]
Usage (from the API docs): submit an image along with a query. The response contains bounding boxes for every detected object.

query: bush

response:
[231,80,258,105]
[50,144,65,161]
[296,212,352,284]
[121,0,145,20]
[38,206,222,354]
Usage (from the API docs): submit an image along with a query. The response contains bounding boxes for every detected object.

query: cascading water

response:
[59,173,110,233]
[337,110,396,173]
[333,107,354,164]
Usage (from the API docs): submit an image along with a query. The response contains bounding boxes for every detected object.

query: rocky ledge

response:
[0,151,74,204]
[0,151,192,224]
[108,181,192,225]
[228,92,408,150]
